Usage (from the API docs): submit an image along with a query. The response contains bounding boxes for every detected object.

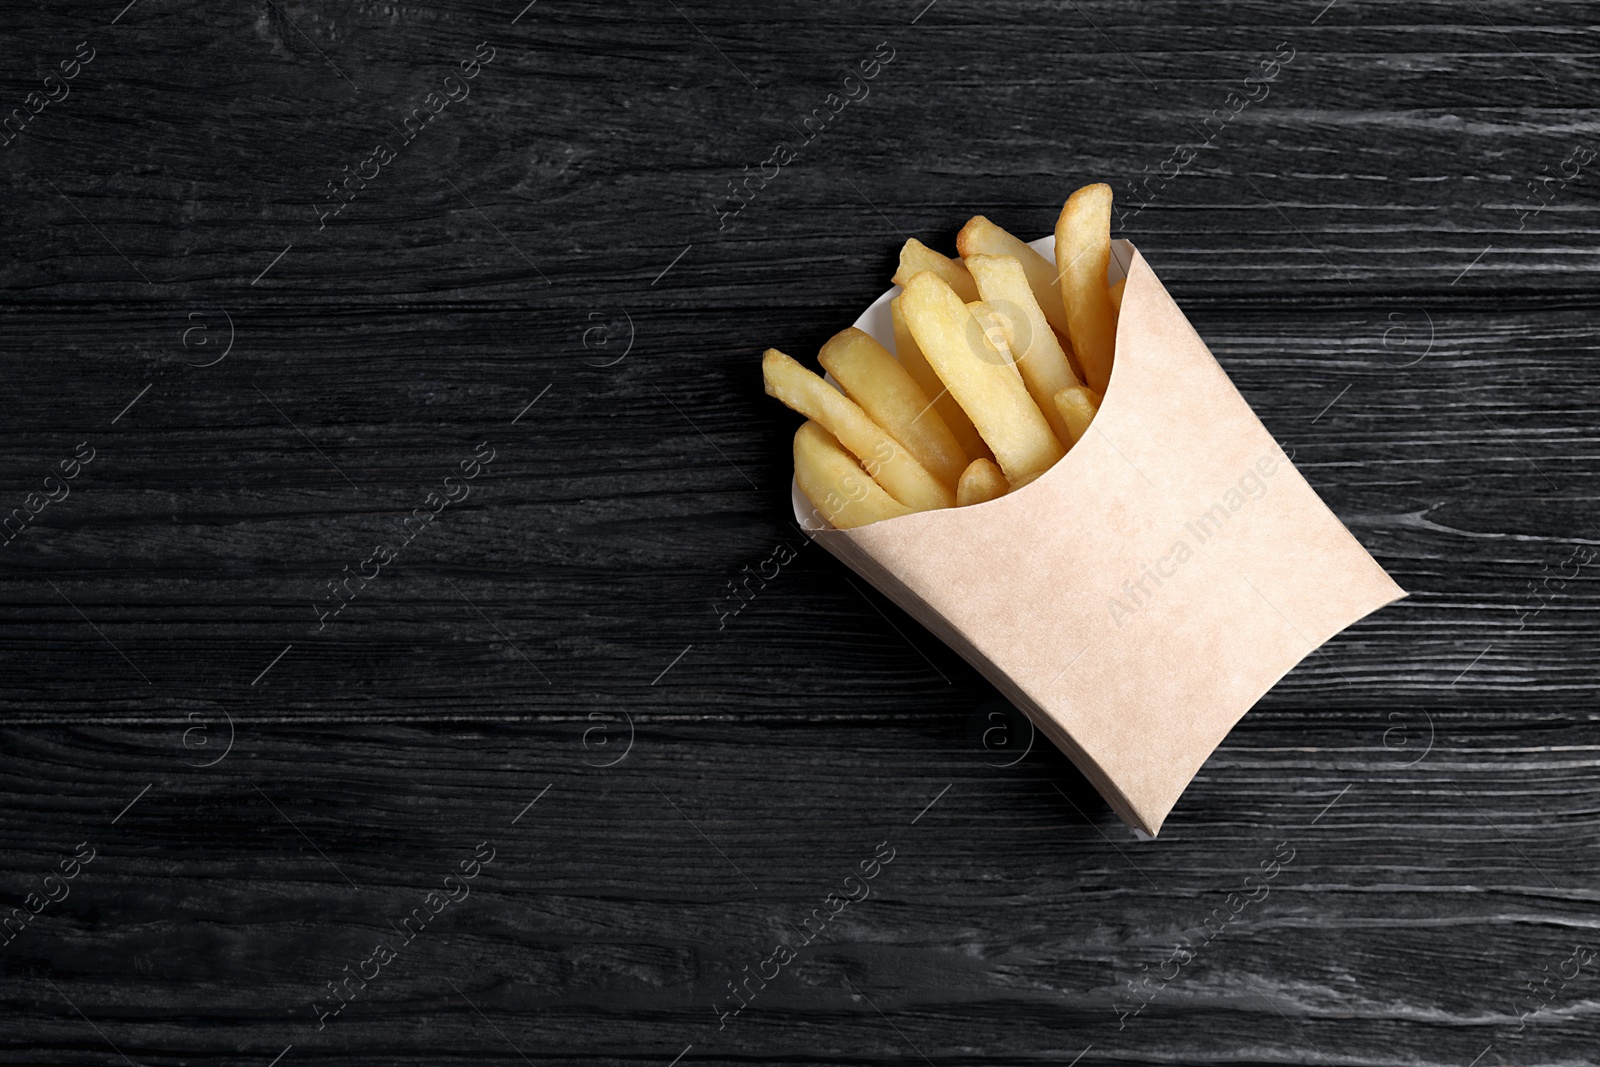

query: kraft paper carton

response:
[792,238,1405,835]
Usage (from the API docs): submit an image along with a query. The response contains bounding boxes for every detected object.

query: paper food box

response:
[792,237,1405,835]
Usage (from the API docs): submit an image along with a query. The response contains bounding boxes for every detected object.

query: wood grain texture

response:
[2,0,1598,1063]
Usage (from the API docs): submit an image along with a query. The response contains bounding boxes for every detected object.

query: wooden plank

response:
[1,0,1597,1063]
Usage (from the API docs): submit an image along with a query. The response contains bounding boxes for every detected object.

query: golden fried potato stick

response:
[763,348,953,511]
[1108,277,1126,311]
[819,327,968,489]
[956,458,1008,506]
[966,300,1025,381]
[891,295,990,461]
[965,253,1084,447]
[1053,385,1100,446]
[899,271,1063,483]
[956,215,1071,340]
[892,238,978,303]
[1055,183,1116,394]
[793,421,912,530]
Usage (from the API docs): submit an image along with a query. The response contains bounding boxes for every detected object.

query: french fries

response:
[763,349,953,512]
[1056,183,1116,393]
[900,272,1063,484]
[956,458,1008,506]
[818,327,968,488]
[1053,385,1100,445]
[966,300,1025,381]
[765,182,1124,528]
[892,238,978,303]
[891,295,989,461]
[966,253,1083,447]
[956,216,1072,342]
[794,421,912,530]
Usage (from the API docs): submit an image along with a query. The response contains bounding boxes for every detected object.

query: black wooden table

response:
[2,2,1595,1064]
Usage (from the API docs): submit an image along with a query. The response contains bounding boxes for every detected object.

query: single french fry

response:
[763,348,952,511]
[966,253,1084,447]
[1056,183,1116,393]
[793,421,912,530]
[892,238,978,303]
[819,327,968,489]
[956,215,1071,340]
[956,458,1008,507]
[1108,277,1126,311]
[891,295,990,461]
[966,300,1025,381]
[899,271,1063,483]
[1053,385,1100,445]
